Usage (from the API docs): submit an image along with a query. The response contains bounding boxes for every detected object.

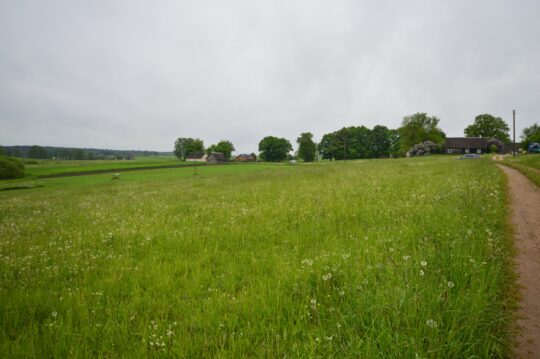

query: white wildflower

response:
[426,319,437,328]
[322,273,332,281]
[447,281,454,288]
[421,261,427,267]
[301,259,313,266]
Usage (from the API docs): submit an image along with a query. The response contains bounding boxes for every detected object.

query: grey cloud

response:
[1,0,539,153]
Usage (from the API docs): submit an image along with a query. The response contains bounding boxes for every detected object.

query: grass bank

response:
[501,154,540,186]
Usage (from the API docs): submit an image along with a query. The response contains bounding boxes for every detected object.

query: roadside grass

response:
[501,154,540,186]
[0,157,514,357]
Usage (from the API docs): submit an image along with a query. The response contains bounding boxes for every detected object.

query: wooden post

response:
[513,109,516,156]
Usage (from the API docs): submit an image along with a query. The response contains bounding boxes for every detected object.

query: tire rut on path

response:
[498,165,540,358]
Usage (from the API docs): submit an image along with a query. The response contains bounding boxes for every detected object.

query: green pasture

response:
[23,156,182,177]
[502,154,540,186]
[0,157,514,357]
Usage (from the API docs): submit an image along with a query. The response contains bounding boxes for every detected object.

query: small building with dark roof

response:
[235,154,256,162]
[186,151,207,162]
[207,152,227,163]
[443,137,505,154]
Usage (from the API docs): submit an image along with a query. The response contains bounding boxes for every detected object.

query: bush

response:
[24,159,40,164]
[0,156,25,179]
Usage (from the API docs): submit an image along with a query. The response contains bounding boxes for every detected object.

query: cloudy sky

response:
[1,0,539,153]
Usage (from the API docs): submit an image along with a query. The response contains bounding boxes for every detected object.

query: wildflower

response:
[419,270,425,276]
[301,259,313,266]
[322,273,332,281]
[51,311,58,318]
[403,255,411,261]
[310,298,317,310]
[426,319,437,328]
[421,261,427,267]
[447,281,454,288]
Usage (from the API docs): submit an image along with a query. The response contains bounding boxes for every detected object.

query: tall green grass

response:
[502,154,540,186]
[0,157,513,357]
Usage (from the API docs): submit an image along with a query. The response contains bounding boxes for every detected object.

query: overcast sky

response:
[1,0,539,153]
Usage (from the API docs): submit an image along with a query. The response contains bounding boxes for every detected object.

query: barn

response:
[207,152,227,163]
[443,137,505,154]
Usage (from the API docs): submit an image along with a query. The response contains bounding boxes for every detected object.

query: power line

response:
[515,105,540,112]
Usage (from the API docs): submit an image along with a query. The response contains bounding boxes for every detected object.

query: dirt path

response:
[498,165,540,358]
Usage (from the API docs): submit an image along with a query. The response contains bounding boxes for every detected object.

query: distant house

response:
[207,152,227,164]
[444,137,506,154]
[235,154,256,162]
[186,152,207,162]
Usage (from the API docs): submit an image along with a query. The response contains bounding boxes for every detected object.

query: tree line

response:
[175,112,531,162]
[0,145,169,160]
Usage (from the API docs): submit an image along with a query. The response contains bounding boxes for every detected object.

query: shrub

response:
[24,159,40,164]
[0,156,25,179]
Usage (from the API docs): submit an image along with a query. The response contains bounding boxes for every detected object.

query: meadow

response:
[0,157,514,357]
[502,154,540,186]
[23,156,184,178]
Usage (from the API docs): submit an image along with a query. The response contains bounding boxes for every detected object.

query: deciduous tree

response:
[174,138,204,160]
[296,132,317,162]
[258,136,292,162]
[521,123,540,150]
[398,113,445,155]
[207,140,235,159]
[464,114,510,143]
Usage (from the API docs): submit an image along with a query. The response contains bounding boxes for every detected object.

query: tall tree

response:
[464,114,510,143]
[174,138,204,160]
[28,145,48,159]
[207,140,235,159]
[296,132,317,162]
[258,136,292,162]
[318,132,339,160]
[398,113,446,155]
[369,125,391,157]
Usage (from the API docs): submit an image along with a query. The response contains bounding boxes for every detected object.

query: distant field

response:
[23,156,184,177]
[502,154,540,186]
[0,157,513,357]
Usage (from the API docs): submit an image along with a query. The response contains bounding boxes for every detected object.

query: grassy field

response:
[502,154,540,186]
[22,156,184,178]
[0,157,514,357]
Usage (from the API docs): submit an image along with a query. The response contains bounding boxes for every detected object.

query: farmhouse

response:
[443,137,505,154]
[235,154,256,162]
[207,152,227,164]
[186,152,207,162]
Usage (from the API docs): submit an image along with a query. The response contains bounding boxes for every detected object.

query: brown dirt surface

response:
[499,165,540,358]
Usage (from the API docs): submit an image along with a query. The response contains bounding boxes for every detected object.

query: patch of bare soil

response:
[499,165,540,358]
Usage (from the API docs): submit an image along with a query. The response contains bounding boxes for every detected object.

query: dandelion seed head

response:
[426,319,437,328]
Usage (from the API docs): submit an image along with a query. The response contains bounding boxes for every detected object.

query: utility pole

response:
[513,109,516,156]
